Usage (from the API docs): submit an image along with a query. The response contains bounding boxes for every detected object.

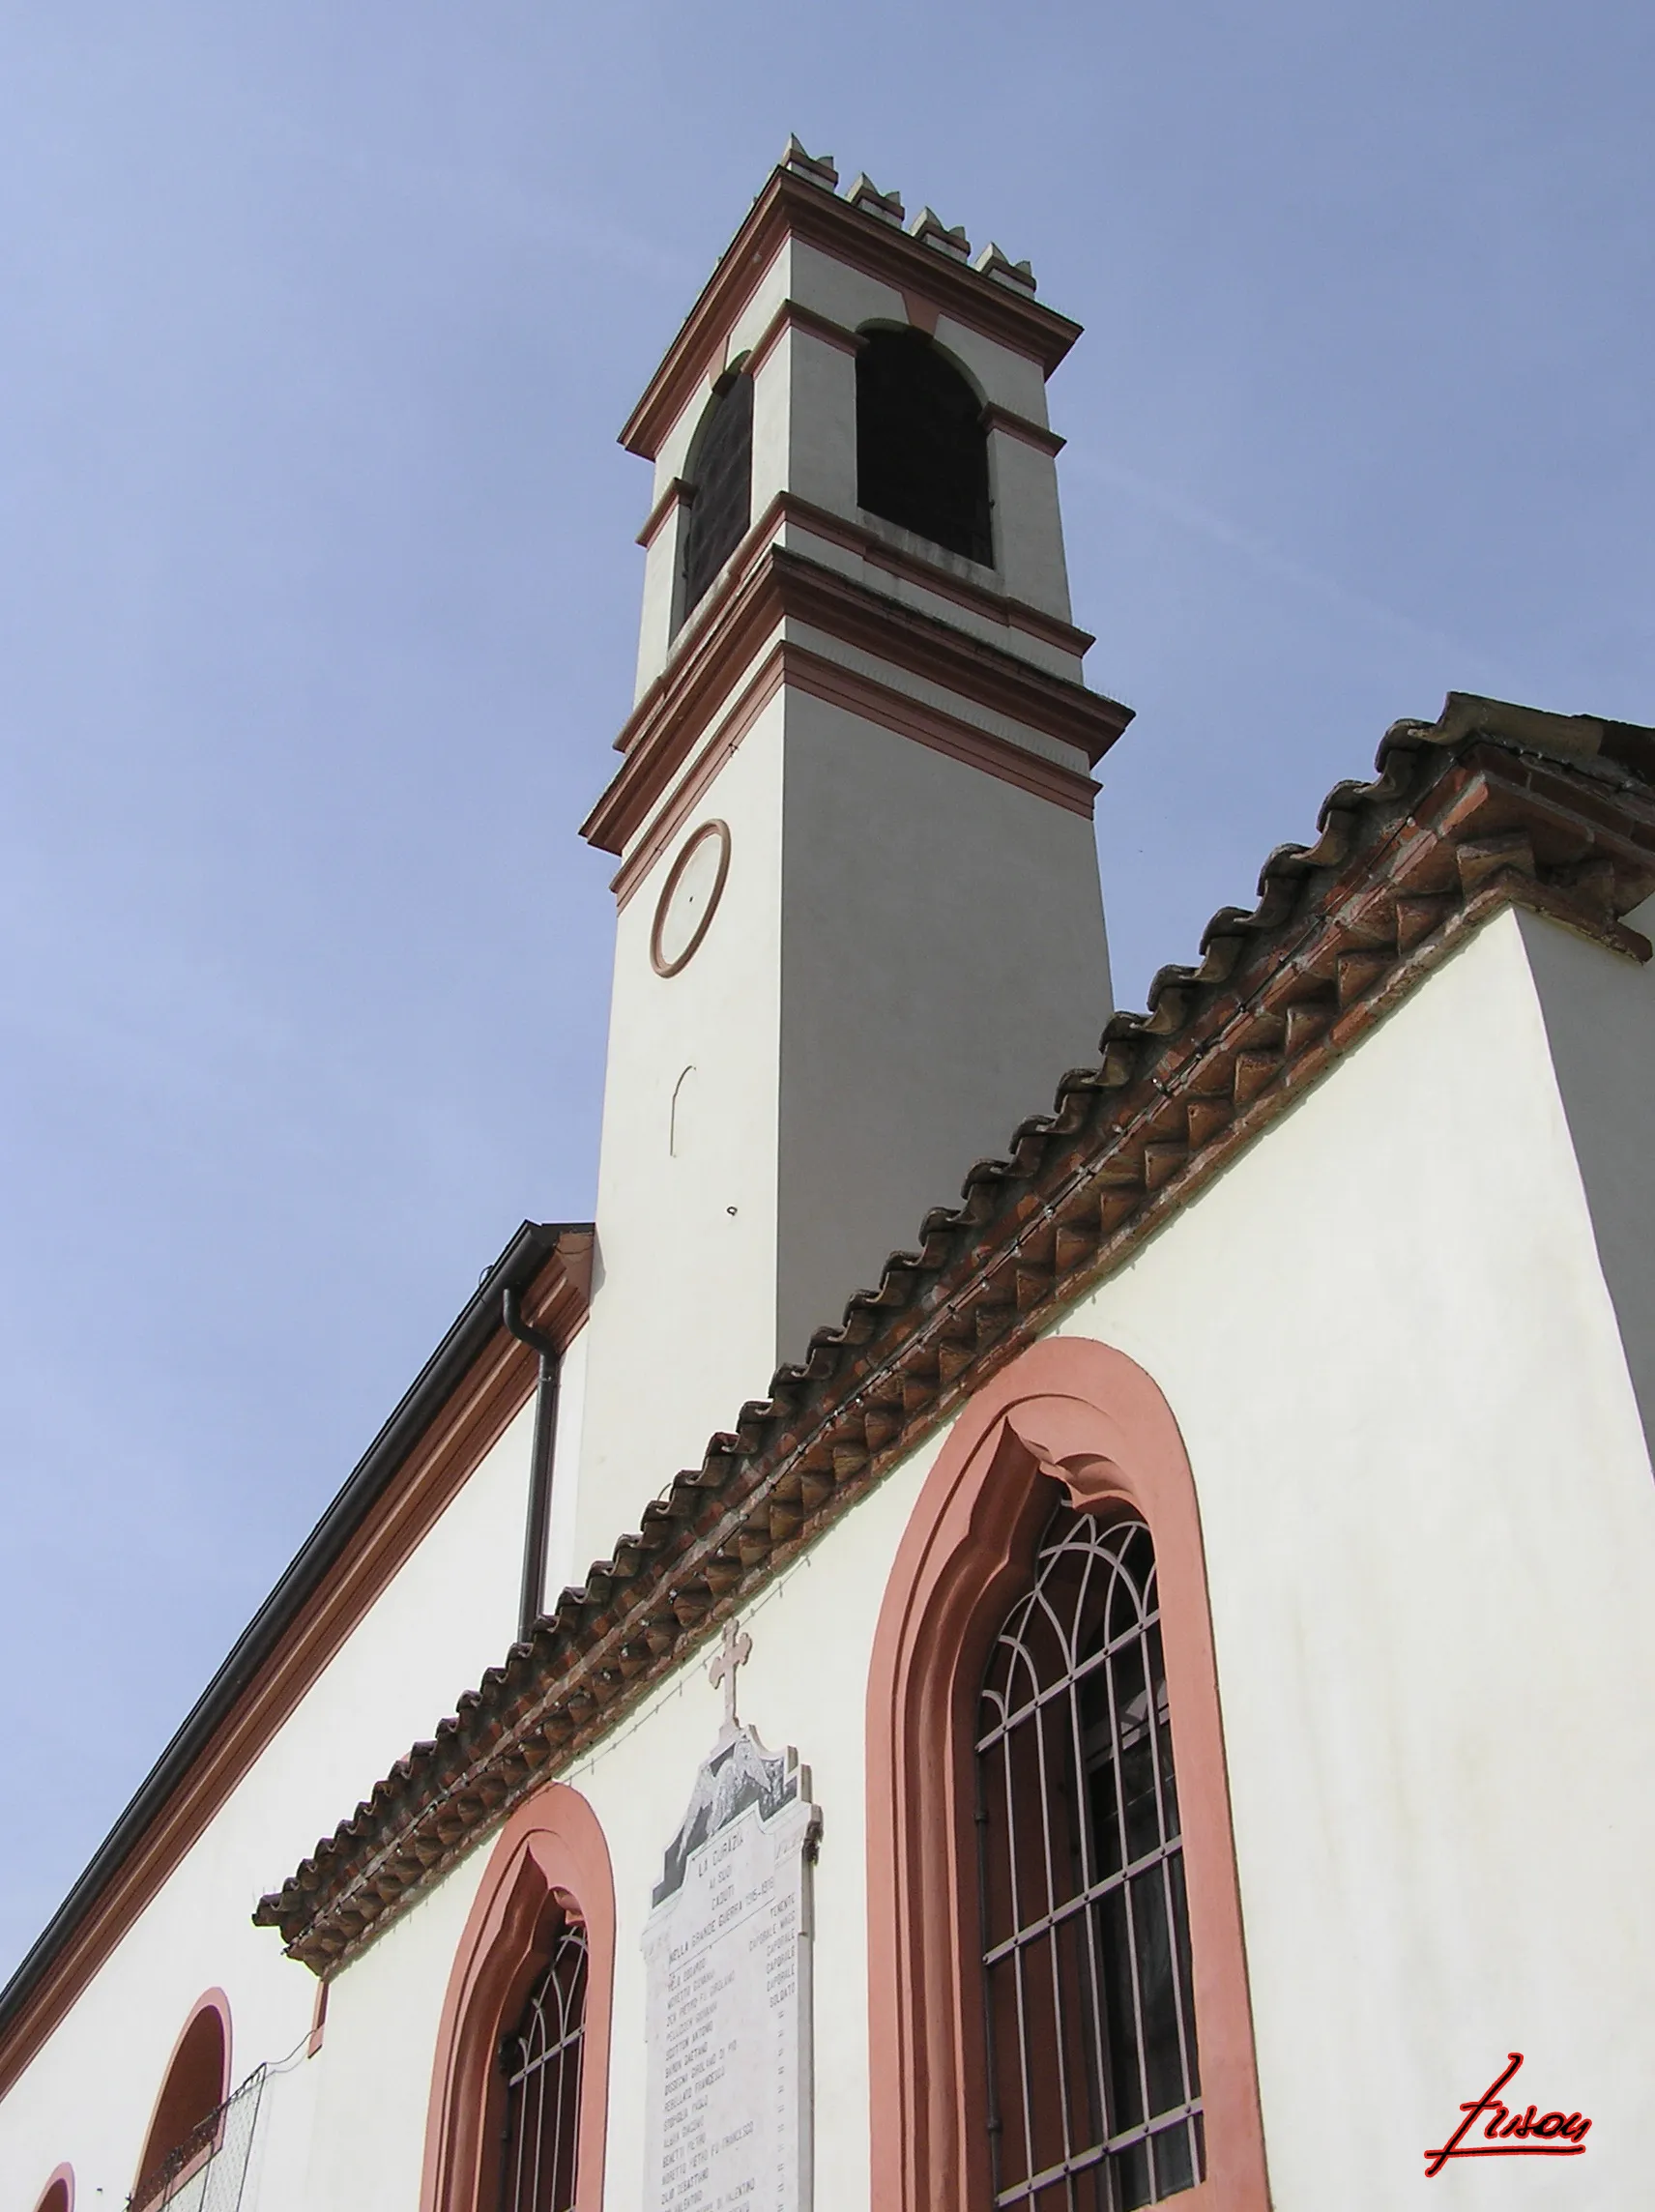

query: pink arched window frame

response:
[33,2163,74,2212]
[421,1782,615,2212]
[131,1989,231,2207]
[865,1334,1271,2211]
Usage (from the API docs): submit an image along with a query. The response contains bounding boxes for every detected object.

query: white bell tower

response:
[567,142,1131,1566]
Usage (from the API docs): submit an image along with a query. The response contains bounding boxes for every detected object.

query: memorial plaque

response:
[643,1625,819,2212]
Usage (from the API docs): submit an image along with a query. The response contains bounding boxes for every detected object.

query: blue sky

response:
[3,1,1651,1978]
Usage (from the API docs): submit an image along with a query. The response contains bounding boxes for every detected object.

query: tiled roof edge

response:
[257,703,1655,1972]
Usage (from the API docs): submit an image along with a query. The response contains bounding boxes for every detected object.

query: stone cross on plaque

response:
[642,1628,819,2212]
[708,1616,751,1732]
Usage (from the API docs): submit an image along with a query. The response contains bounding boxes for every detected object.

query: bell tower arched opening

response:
[679,367,754,626]
[856,327,992,565]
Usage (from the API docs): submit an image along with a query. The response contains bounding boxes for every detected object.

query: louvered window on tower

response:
[976,1507,1204,2211]
[680,369,754,625]
[857,328,992,566]
[498,1915,589,2212]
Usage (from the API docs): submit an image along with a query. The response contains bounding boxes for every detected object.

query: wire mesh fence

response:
[129,2066,266,2212]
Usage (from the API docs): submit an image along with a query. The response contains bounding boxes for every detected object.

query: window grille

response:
[681,371,754,621]
[976,1507,1203,2210]
[498,1916,589,2212]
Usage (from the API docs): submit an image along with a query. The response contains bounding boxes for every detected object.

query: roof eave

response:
[0,1217,593,2087]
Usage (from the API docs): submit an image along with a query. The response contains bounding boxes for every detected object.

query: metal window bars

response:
[976,1507,1204,2210]
[128,2066,266,2212]
[498,1915,589,2212]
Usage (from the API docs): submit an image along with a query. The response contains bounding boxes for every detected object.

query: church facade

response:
[6,143,1655,2212]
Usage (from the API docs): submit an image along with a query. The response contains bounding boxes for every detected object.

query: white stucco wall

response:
[302,1855,486,2212]
[575,668,1110,1569]
[0,1396,537,2210]
[986,423,1073,618]
[563,1434,943,2212]
[1050,904,1655,2207]
[573,692,787,1575]
[776,684,1110,1361]
[777,317,857,522]
[288,898,1655,2212]
[303,1422,947,2212]
[1521,894,1655,1459]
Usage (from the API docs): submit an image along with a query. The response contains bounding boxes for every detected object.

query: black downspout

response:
[504,1288,562,1643]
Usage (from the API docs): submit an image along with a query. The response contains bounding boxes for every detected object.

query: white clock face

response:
[651,819,731,976]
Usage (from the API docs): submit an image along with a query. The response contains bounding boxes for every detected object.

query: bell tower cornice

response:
[620,140,1096,713]
[619,161,1083,464]
[581,538,1132,892]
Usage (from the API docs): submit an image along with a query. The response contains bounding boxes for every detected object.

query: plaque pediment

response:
[652,1726,801,1906]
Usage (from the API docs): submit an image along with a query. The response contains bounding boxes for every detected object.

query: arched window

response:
[857,328,992,566]
[978,1505,1202,2208]
[498,1915,590,2212]
[131,1992,231,2211]
[422,1785,615,2212]
[680,370,753,623]
[33,2168,73,2212]
[866,1336,1269,2212]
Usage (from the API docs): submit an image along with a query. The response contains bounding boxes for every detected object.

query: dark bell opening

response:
[857,329,992,567]
[680,370,754,624]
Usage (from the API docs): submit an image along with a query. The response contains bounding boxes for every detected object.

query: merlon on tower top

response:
[619,138,1080,463]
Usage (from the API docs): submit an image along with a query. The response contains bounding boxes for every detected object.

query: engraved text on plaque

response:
[642,1725,819,2212]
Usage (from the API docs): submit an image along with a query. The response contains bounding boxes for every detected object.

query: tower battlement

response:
[621,138,1073,464]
